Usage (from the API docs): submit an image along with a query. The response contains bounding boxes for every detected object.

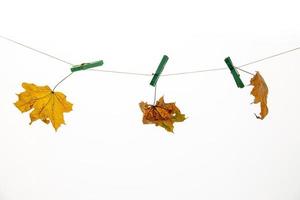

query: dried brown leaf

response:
[139,96,186,132]
[250,72,269,119]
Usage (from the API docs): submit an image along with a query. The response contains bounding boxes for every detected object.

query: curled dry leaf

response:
[15,82,73,131]
[139,96,186,132]
[250,72,268,119]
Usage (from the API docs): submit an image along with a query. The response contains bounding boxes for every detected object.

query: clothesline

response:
[1,35,300,78]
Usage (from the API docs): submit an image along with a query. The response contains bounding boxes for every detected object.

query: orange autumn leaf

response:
[15,82,73,131]
[250,72,269,119]
[139,96,186,132]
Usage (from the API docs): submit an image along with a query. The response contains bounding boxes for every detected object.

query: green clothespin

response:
[70,60,104,72]
[150,55,169,87]
[224,57,244,88]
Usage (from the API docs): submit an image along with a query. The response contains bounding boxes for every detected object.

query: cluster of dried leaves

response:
[250,72,269,119]
[13,72,268,132]
[139,96,186,132]
[15,83,73,131]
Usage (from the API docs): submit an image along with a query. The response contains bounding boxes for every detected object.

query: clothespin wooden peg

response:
[224,57,244,88]
[71,60,104,72]
[150,55,169,87]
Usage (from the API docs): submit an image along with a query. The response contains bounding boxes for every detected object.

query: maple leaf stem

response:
[236,68,255,76]
[52,72,74,91]
[153,85,157,105]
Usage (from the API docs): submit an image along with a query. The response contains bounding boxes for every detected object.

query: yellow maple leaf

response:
[15,82,73,131]
[139,96,186,132]
[250,72,269,119]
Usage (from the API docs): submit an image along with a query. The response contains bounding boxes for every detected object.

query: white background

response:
[0,0,300,199]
